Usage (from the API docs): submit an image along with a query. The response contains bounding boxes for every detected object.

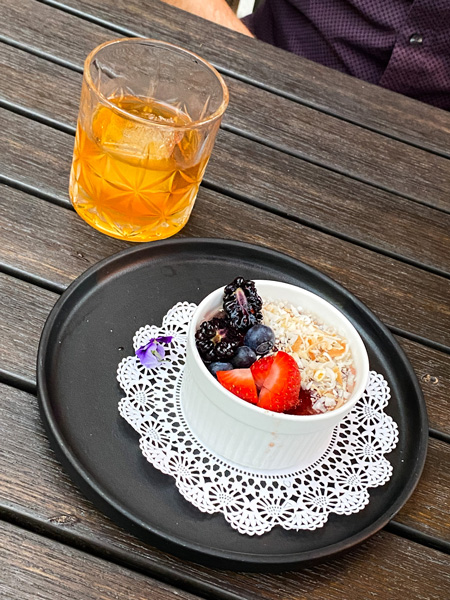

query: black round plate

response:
[37,239,428,571]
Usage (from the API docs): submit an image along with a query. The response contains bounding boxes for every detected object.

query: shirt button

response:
[409,33,423,46]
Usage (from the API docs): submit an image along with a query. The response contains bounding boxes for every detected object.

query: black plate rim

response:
[36,237,428,570]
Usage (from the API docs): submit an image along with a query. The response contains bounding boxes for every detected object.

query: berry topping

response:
[195,317,242,362]
[257,351,301,413]
[208,361,234,378]
[244,324,275,355]
[223,277,263,332]
[216,368,258,404]
[231,346,257,368]
[250,355,274,389]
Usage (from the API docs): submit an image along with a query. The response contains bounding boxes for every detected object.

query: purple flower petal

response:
[155,343,165,358]
[136,335,173,369]
[156,335,173,345]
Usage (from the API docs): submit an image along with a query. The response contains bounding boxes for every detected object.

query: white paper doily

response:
[117,302,399,536]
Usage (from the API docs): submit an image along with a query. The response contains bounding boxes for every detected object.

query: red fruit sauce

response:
[286,388,316,416]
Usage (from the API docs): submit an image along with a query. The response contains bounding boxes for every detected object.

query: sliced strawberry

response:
[257,351,301,413]
[250,355,274,390]
[217,368,258,404]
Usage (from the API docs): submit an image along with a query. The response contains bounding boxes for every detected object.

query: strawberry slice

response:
[217,368,258,404]
[257,351,301,413]
[250,355,274,390]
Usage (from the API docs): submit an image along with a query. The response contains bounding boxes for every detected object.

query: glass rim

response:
[84,37,230,130]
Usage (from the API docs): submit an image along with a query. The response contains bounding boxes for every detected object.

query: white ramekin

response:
[181,280,369,471]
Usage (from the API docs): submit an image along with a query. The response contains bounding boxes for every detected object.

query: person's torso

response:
[245,0,450,109]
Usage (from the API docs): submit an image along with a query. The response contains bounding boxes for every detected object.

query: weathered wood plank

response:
[0,184,126,285]
[1,383,449,599]
[1,191,449,435]
[0,40,83,128]
[0,109,71,197]
[4,0,450,161]
[396,337,450,437]
[0,274,59,379]
[393,438,450,539]
[0,520,201,600]
[2,31,450,215]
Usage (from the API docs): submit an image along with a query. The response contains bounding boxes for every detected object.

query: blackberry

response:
[195,317,242,362]
[223,277,263,332]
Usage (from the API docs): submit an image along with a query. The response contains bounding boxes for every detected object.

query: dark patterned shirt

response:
[244,1,450,110]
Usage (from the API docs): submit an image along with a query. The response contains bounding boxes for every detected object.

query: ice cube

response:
[101,110,183,163]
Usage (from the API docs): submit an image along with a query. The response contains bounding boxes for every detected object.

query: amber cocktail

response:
[70,39,228,242]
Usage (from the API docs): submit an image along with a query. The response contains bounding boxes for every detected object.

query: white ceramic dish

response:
[181,280,370,471]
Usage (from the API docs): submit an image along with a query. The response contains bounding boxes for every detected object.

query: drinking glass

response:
[69,38,229,241]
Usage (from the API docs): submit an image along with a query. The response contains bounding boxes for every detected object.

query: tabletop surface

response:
[0,0,449,598]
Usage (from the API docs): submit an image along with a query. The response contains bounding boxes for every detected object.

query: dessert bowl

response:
[181,280,370,471]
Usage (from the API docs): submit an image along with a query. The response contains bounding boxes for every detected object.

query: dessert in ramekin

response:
[181,280,369,471]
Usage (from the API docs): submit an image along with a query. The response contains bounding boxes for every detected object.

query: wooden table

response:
[1,1,449,598]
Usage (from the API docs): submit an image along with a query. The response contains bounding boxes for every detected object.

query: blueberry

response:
[244,324,275,355]
[231,346,257,368]
[208,361,234,378]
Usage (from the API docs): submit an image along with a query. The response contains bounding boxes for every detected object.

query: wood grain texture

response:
[0,40,83,128]
[0,382,449,600]
[397,337,450,436]
[0,274,58,380]
[2,44,450,274]
[394,439,450,539]
[1,111,449,347]
[16,0,450,159]
[0,189,449,435]
[0,521,201,600]
[224,77,450,211]
[0,109,71,197]
[2,34,450,216]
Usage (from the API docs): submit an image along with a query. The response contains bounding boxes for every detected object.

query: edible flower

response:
[136,335,173,369]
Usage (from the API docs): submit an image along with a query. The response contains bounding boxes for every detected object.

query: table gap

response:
[0,34,82,72]
[0,174,71,209]
[203,179,450,279]
[385,522,450,556]
[429,428,450,445]
[0,97,75,134]
[0,368,36,395]
[387,325,450,356]
[0,261,66,294]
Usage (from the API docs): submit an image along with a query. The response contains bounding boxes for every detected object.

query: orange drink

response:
[69,39,228,242]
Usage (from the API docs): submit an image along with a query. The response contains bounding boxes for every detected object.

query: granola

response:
[262,299,356,413]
